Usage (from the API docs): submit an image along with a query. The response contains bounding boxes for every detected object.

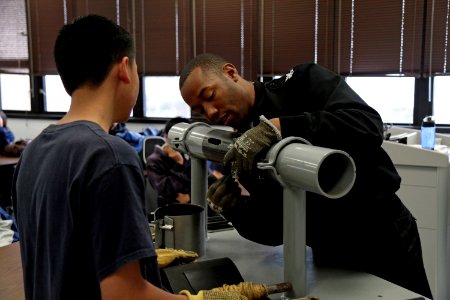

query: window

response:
[346,76,415,124]
[44,75,71,112]
[143,76,190,118]
[433,76,450,125]
[0,73,30,111]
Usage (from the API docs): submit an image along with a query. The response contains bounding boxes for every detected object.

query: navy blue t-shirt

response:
[13,121,161,300]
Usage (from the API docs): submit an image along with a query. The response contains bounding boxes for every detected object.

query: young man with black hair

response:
[12,16,245,300]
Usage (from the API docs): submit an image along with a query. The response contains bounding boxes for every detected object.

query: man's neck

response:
[57,88,114,132]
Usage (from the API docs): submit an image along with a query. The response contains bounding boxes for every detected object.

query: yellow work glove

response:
[224,115,281,178]
[155,248,198,268]
[179,290,248,300]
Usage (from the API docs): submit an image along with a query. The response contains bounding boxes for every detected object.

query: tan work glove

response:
[156,248,198,268]
[224,115,281,178]
[210,282,267,300]
[210,282,319,300]
[207,174,241,214]
[179,290,248,300]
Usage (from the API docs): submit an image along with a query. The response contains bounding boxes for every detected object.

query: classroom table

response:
[0,242,24,300]
[0,230,431,300]
[0,155,19,167]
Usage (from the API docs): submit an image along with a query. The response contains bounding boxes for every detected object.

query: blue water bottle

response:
[421,116,435,150]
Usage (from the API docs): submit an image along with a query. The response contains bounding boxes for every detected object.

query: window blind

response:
[14,0,450,77]
[260,0,316,76]
[0,0,29,73]
[136,0,191,75]
[194,0,258,80]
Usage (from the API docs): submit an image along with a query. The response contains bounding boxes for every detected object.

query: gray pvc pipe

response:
[258,137,355,297]
[259,139,356,199]
[168,122,234,161]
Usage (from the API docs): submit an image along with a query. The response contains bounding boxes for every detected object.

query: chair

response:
[142,136,165,165]
[144,177,160,221]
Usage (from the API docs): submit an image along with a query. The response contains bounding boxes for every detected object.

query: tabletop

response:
[0,242,24,300]
[0,230,430,300]
[0,155,19,167]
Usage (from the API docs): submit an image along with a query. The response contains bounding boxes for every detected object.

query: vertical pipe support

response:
[283,188,307,298]
[191,157,208,240]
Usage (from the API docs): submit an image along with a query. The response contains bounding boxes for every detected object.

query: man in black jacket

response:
[179,53,432,298]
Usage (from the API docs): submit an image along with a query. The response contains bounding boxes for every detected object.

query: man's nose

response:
[204,104,219,120]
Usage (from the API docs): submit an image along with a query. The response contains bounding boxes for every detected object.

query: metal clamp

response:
[257,137,310,188]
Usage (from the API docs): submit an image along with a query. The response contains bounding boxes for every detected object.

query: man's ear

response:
[223,63,238,81]
[118,56,131,84]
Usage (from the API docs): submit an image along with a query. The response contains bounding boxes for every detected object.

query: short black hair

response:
[179,53,227,90]
[54,14,135,96]
[164,117,191,135]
